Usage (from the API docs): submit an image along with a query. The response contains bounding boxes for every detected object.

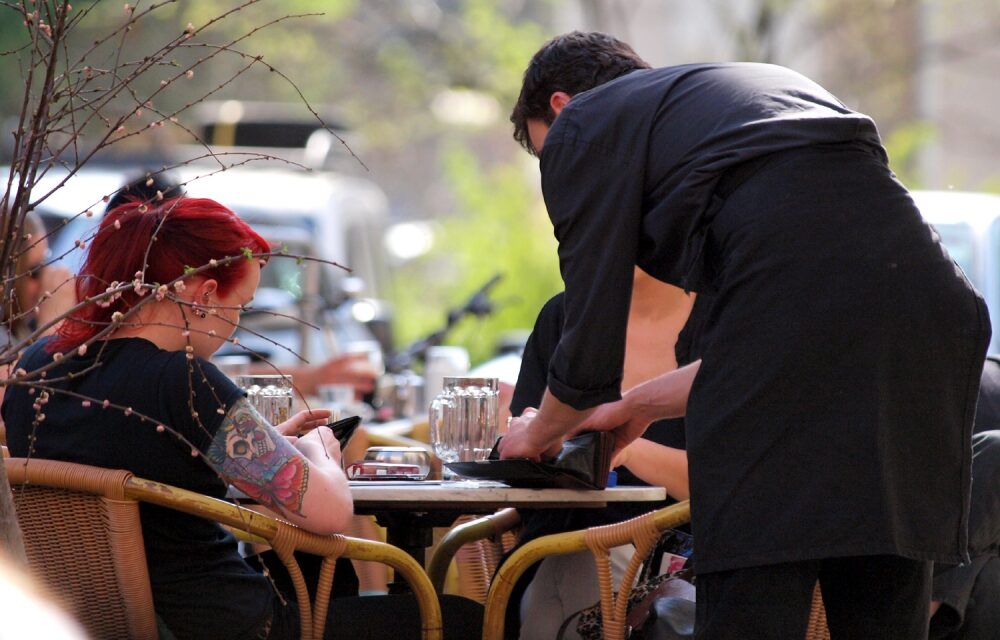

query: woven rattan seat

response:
[428,508,521,604]
[452,501,829,640]
[6,457,443,640]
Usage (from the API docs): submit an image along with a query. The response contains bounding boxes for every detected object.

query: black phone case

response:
[327,415,361,448]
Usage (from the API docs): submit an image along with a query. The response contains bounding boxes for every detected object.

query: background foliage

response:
[1,0,997,367]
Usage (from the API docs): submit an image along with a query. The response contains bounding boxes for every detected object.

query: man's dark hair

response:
[105,172,185,213]
[510,31,650,155]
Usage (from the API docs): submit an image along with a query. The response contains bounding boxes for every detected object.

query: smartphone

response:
[327,415,362,449]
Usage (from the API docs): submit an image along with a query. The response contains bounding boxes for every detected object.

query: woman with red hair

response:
[3,197,356,638]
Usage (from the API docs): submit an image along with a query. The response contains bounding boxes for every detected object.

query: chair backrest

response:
[475,502,689,640]
[428,507,521,601]
[125,467,445,640]
[5,457,159,640]
[450,512,520,604]
[7,457,444,640]
[477,500,831,640]
[807,584,830,640]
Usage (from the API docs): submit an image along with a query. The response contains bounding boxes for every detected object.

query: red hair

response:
[49,197,269,352]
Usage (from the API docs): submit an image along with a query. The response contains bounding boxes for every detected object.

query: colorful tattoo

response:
[207,398,309,516]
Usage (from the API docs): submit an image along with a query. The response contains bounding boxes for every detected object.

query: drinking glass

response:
[428,376,499,465]
[235,374,294,425]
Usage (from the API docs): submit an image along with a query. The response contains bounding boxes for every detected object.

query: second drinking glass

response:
[428,376,499,465]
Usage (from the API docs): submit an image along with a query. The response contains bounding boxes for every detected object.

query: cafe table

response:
[349,480,666,571]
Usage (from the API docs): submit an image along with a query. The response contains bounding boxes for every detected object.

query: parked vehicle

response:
[24,162,391,368]
[914,190,1000,354]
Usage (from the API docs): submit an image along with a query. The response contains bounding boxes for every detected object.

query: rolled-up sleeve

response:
[539,127,643,410]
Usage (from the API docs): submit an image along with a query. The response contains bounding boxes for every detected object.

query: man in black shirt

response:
[499,31,990,638]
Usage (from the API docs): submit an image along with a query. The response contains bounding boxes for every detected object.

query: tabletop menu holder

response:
[445,431,615,489]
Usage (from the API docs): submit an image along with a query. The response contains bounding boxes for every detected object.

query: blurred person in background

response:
[1,209,76,443]
[2,210,76,345]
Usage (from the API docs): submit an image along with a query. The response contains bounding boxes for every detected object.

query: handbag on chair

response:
[556,529,696,640]
[555,568,695,640]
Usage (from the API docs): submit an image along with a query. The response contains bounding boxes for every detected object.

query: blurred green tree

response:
[0,1,559,366]
[388,144,561,366]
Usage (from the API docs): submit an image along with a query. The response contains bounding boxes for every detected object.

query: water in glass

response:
[429,376,499,464]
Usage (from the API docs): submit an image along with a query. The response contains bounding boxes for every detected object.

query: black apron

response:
[686,145,991,574]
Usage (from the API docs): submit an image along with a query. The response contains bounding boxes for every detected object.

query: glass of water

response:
[235,374,294,425]
[428,376,499,465]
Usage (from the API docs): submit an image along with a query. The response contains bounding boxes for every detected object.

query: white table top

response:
[349,481,665,511]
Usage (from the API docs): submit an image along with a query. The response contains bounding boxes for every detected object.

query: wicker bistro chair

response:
[5,457,443,640]
[427,508,522,602]
[474,500,830,640]
[481,501,691,640]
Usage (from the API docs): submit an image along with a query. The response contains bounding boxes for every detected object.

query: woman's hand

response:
[295,425,343,465]
[609,438,690,501]
[275,408,332,437]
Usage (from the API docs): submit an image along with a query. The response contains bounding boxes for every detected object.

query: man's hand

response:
[315,353,379,393]
[291,353,379,398]
[579,398,651,460]
[498,408,565,461]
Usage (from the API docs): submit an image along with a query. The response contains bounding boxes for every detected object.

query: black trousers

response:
[695,555,932,640]
[254,550,483,640]
[930,430,1000,638]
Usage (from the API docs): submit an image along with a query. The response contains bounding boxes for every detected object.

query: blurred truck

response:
[913,190,1000,354]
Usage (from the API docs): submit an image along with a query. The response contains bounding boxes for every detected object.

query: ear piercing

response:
[193,293,210,319]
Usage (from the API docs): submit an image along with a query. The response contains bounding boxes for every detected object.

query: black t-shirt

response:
[538,63,884,411]
[2,337,271,640]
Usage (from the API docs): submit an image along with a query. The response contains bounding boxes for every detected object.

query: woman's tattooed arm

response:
[206,398,309,518]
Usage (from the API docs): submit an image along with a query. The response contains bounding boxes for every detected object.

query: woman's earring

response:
[194,293,209,319]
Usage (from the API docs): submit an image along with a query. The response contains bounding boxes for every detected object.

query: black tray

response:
[445,431,615,490]
[445,459,601,489]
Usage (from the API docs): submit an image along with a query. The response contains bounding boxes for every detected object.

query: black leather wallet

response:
[445,431,615,489]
